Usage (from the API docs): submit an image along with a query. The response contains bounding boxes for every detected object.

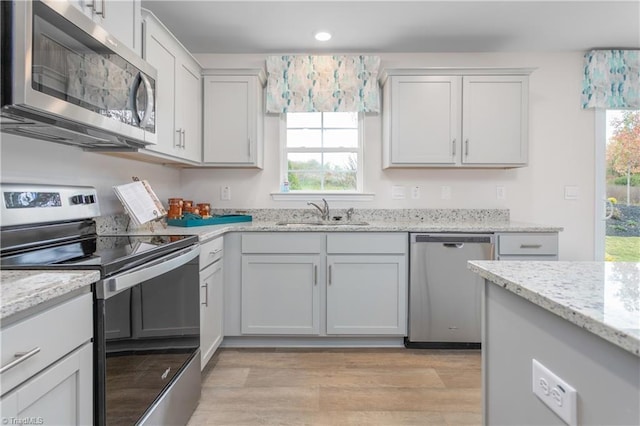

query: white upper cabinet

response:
[69,0,142,55]
[202,70,266,168]
[381,69,531,168]
[461,75,529,165]
[141,9,202,164]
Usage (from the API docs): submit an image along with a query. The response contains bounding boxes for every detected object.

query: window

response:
[282,112,363,192]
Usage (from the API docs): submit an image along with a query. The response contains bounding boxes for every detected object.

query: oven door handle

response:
[100,245,200,298]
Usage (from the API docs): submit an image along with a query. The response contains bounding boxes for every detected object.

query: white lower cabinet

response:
[239,232,408,337]
[327,255,406,335]
[199,236,224,369]
[0,343,93,425]
[0,292,93,425]
[241,255,321,335]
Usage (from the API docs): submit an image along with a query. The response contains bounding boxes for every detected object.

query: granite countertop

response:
[97,208,562,242]
[1,270,100,322]
[468,261,640,357]
[116,220,562,242]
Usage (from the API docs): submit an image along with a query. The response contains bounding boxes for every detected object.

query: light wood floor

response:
[187,348,481,425]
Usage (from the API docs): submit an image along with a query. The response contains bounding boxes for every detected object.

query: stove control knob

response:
[71,195,84,205]
[83,195,96,204]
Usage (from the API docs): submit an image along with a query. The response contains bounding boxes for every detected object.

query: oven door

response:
[94,244,200,426]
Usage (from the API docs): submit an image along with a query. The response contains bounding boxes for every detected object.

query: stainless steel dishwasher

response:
[407,233,494,348]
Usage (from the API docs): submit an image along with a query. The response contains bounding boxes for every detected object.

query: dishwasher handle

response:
[413,234,493,244]
[443,243,465,248]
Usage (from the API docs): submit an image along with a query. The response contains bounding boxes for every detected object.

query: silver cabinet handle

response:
[452,139,456,156]
[328,265,332,285]
[175,129,182,148]
[520,244,542,249]
[209,248,222,256]
[100,0,106,18]
[465,139,469,156]
[314,265,318,286]
[201,282,209,306]
[181,129,186,148]
[0,347,41,374]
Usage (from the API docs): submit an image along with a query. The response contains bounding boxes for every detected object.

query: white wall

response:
[0,52,596,260]
[185,52,595,261]
[0,133,182,215]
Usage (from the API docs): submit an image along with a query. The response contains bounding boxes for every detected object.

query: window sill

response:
[270,192,375,202]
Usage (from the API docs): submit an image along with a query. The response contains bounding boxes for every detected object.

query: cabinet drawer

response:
[327,233,408,254]
[498,233,558,256]
[242,233,323,254]
[200,236,224,269]
[1,293,93,396]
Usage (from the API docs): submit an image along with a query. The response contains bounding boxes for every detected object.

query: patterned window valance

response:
[582,50,639,109]
[266,55,381,113]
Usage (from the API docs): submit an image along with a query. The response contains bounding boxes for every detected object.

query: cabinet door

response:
[0,343,93,425]
[143,16,178,154]
[203,76,258,165]
[98,0,141,54]
[462,75,528,165]
[388,76,460,165]
[200,259,224,370]
[326,255,407,335]
[241,255,320,335]
[176,59,202,162]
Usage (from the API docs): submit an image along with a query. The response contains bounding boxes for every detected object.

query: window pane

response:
[287,112,321,128]
[324,172,357,191]
[323,112,358,128]
[323,129,358,148]
[288,171,323,191]
[287,129,322,148]
[287,153,322,171]
[324,152,357,172]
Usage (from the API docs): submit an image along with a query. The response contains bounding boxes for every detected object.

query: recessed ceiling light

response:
[314,31,332,42]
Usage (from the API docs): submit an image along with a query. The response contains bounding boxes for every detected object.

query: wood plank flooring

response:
[187,348,481,425]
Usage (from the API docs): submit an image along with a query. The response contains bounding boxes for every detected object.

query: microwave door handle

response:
[138,73,154,128]
[129,73,143,126]
[102,245,200,297]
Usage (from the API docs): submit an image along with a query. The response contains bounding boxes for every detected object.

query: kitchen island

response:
[469,261,639,425]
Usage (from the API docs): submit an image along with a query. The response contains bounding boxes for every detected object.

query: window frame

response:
[279,112,365,193]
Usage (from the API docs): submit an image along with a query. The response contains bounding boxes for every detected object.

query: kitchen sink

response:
[276,221,369,226]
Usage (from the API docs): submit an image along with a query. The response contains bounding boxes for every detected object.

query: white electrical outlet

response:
[221,186,231,201]
[496,186,506,200]
[392,185,406,200]
[532,359,577,426]
[411,186,421,199]
[441,186,451,200]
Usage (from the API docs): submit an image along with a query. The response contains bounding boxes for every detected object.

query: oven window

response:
[101,259,199,425]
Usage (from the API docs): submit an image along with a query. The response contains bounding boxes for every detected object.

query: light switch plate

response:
[411,186,421,199]
[496,186,506,200]
[564,186,580,200]
[221,186,231,201]
[441,186,451,200]
[532,359,577,425]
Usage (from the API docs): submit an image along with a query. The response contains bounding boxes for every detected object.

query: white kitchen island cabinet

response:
[234,232,408,338]
[139,9,202,164]
[202,70,266,168]
[0,292,93,425]
[469,261,639,426]
[381,69,531,168]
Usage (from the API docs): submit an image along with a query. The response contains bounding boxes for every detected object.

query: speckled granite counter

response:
[468,261,640,357]
[96,208,561,241]
[1,270,99,322]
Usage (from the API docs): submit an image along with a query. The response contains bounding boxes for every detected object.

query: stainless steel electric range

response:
[0,183,201,426]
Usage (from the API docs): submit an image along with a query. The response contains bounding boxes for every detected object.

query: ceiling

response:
[140,1,640,54]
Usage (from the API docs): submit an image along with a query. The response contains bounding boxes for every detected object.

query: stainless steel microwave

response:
[1,0,157,150]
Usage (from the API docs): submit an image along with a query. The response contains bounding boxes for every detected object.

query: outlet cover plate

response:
[532,359,577,426]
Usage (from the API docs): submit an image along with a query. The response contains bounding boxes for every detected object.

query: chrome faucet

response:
[307,198,330,221]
